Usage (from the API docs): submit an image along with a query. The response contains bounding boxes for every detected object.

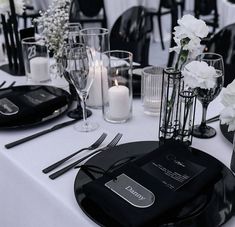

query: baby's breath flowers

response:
[35,0,70,59]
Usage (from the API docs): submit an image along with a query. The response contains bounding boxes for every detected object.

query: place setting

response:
[2,1,235,227]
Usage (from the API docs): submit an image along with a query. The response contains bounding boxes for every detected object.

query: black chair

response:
[147,0,178,50]
[69,0,107,28]
[176,0,185,17]
[194,0,219,34]
[17,4,40,29]
[110,6,152,66]
[204,23,235,87]
[0,0,24,75]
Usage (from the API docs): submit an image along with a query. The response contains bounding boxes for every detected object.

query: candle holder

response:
[101,50,133,123]
[79,28,110,109]
[22,37,50,84]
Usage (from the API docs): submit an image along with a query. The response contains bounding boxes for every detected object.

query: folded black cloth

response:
[82,141,222,227]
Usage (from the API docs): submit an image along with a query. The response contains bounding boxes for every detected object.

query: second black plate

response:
[0,85,72,129]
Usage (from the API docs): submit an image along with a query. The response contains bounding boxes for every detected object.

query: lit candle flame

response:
[114,79,119,87]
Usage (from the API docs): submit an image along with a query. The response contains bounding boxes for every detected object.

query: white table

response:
[0,69,235,227]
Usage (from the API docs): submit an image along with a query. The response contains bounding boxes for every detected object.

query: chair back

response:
[110,6,152,66]
[69,0,106,27]
[205,23,235,86]
[0,0,25,75]
[78,0,103,17]
[194,0,216,16]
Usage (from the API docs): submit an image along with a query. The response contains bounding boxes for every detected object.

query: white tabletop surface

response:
[0,67,235,226]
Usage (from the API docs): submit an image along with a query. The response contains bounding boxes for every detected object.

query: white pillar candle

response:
[108,82,130,119]
[87,61,108,107]
[30,57,50,83]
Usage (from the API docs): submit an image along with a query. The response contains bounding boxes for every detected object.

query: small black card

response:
[23,89,57,106]
[142,152,206,191]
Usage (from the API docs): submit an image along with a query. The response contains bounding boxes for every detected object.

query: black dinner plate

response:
[0,85,72,129]
[74,141,235,227]
[220,123,234,143]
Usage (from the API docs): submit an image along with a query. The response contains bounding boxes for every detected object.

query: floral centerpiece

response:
[159,14,209,143]
[170,14,209,70]
[35,0,70,60]
[183,60,217,90]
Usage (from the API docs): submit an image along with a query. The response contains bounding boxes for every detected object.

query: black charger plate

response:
[74,141,235,227]
[0,85,72,129]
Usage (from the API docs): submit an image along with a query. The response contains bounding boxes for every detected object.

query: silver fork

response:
[49,133,123,180]
[42,133,108,173]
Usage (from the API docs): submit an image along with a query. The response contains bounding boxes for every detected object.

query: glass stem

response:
[201,102,209,128]
[81,93,88,126]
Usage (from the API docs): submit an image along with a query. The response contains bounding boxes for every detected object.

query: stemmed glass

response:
[192,53,224,138]
[67,43,99,132]
[68,22,82,44]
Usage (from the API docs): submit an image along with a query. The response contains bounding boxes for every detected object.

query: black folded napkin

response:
[82,141,222,227]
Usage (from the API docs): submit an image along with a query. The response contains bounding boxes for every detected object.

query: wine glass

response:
[192,53,224,138]
[67,43,99,132]
[63,44,92,120]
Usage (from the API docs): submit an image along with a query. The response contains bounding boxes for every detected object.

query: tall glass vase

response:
[79,28,110,109]
[159,67,183,144]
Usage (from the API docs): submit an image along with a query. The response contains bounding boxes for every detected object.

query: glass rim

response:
[80,27,109,36]
[179,90,196,98]
[196,52,223,61]
[68,22,82,26]
[103,50,133,60]
[143,66,163,74]
[21,36,41,44]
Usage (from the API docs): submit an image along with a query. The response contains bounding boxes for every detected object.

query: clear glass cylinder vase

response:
[79,28,110,109]
[159,67,184,143]
[101,50,133,123]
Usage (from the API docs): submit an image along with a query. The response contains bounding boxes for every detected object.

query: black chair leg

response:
[157,14,165,50]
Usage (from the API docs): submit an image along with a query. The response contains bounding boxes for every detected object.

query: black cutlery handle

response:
[5,129,52,149]
[5,119,78,149]
[49,149,103,180]
[42,147,87,174]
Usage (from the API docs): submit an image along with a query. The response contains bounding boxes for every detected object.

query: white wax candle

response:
[87,62,108,107]
[108,84,130,119]
[30,57,50,83]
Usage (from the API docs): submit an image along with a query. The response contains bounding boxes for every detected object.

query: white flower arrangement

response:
[35,0,71,59]
[220,79,235,131]
[182,60,217,89]
[170,14,209,70]
[0,0,25,15]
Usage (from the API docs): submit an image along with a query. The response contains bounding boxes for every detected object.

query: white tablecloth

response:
[0,69,235,226]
